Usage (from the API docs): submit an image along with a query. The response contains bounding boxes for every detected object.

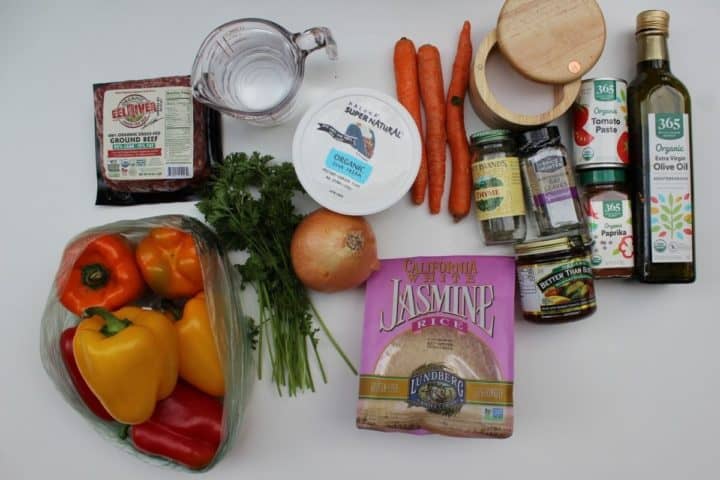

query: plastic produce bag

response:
[40,215,252,471]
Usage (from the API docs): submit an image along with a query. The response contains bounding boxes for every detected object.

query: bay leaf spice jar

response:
[470,130,527,245]
[518,126,585,237]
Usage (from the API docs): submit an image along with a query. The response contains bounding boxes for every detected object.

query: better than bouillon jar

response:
[469,130,526,245]
[515,236,597,323]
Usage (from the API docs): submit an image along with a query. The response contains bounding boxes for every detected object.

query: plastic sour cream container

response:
[292,88,421,216]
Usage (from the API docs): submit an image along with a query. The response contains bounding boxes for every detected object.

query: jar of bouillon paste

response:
[515,235,597,322]
[469,129,526,245]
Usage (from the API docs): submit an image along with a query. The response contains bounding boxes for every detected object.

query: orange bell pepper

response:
[176,293,225,396]
[59,234,144,316]
[135,228,203,299]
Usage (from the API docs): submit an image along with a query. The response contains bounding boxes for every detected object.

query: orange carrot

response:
[394,38,428,205]
[447,21,473,222]
[417,44,447,215]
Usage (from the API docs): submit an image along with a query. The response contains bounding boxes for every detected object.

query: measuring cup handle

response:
[293,27,338,60]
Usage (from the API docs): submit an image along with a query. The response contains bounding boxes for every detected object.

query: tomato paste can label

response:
[573,78,629,169]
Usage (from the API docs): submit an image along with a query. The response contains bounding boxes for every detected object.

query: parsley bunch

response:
[197,152,356,395]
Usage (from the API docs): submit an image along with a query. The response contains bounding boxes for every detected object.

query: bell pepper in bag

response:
[59,327,113,421]
[59,234,144,315]
[127,381,223,470]
[73,306,179,424]
[176,292,225,396]
[136,228,203,299]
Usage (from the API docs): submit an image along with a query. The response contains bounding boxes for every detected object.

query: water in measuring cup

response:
[220,31,298,113]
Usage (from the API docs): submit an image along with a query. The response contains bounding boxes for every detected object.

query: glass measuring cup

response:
[191,18,337,126]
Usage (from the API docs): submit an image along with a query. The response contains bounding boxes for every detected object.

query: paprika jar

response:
[515,235,597,323]
[469,129,527,245]
[579,166,634,278]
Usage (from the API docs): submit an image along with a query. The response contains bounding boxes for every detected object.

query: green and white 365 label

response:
[648,113,693,263]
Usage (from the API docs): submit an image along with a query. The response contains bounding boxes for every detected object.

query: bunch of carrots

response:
[394,21,473,221]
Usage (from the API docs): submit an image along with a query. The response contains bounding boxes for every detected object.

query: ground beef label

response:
[102,86,194,181]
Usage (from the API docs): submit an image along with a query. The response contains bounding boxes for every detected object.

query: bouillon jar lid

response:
[515,235,587,257]
[470,129,513,146]
[578,167,627,186]
[496,0,607,84]
[516,126,561,155]
[292,88,421,216]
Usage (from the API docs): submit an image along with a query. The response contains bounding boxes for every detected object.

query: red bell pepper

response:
[59,327,113,421]
[127,381,223,470]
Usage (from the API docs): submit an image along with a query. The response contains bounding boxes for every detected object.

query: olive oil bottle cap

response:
[636,10,669,36]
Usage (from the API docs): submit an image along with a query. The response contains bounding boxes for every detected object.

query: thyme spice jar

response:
[515,235,597,323]
[470,129,527,245]
[518,126,585,236]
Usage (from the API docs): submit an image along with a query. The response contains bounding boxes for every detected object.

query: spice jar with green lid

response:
[469,129,527,245]
[517,126,585,236]
[579,166,634,279]
[515,235,597,323]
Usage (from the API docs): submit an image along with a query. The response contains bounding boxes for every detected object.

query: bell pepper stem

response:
[118,424,130,440]
[80,263,110,289]
[83,307,132,337]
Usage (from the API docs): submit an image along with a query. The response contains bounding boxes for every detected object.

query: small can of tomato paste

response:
[573,78,629,169]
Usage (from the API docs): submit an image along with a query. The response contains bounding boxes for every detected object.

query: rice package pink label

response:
[356,255,515,437]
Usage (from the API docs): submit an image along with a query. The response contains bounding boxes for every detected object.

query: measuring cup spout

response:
[293,27,338,60]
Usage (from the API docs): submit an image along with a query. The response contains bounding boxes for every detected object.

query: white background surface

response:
[1,0,718,478]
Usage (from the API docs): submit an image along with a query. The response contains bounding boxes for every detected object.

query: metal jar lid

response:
[470,129,513,146]
[515,235,587,257]
[516,126,562,155]
[578,166,628,186]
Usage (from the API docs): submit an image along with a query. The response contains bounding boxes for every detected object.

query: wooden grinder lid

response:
[496,0,606,84]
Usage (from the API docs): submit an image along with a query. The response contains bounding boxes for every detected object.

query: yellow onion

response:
[291,208,380,292]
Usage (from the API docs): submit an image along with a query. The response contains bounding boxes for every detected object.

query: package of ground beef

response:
[93,75,221,205]
[357,255,515,438]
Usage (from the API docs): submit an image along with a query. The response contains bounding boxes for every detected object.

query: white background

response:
[1,0,718,478]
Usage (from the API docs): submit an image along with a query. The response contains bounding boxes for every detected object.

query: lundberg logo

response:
[408,363,465,416]
[112,94,160,128]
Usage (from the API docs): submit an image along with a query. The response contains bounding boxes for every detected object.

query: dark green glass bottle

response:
[628,10,695,283]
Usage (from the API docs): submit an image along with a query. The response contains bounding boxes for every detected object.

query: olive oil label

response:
[517,258,596,319]
[648,113,693,263]
[586,199,634,269]
[472,156,526,221]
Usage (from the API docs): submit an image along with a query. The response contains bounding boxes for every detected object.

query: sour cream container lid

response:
[292,88,421,216]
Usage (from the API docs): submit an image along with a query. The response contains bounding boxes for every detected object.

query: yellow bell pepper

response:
[176,293,225,396]
[73,306,179,424]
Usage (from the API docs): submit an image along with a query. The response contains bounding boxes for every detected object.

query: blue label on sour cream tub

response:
[324,148,373,184]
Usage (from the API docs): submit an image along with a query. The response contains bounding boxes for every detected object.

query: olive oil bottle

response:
[628,10,695,283]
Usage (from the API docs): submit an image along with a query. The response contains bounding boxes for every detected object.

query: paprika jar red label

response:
[586,198,634,269]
